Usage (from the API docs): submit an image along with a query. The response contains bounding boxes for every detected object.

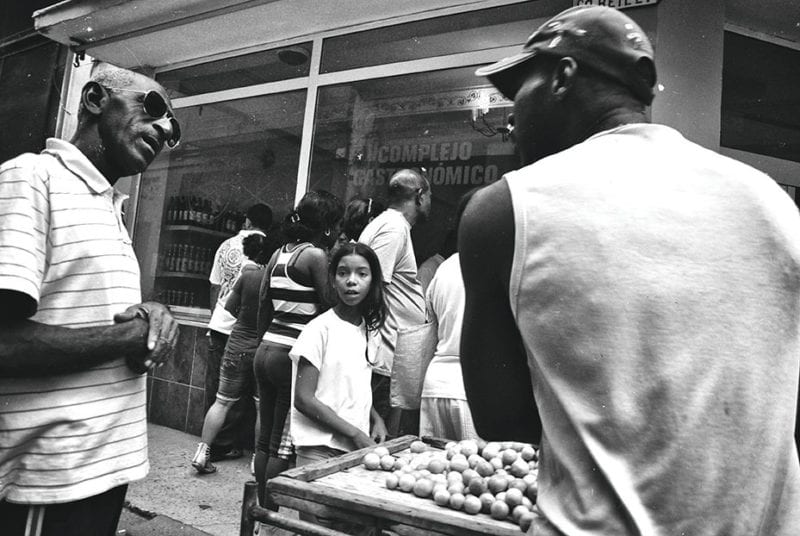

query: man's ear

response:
[81,81,107,117]
[551,57,578,100]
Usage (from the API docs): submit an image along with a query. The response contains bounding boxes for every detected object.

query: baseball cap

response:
[476,6,656,104]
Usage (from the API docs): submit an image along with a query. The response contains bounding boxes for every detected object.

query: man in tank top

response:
[460,6,800,535]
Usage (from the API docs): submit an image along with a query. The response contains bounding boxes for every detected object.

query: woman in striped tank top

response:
[253,190,343,509]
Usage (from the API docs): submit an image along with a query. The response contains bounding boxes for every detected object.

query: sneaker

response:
[191,442,217,474]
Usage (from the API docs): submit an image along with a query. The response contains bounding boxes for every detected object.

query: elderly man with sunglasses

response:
[0,62,180,536]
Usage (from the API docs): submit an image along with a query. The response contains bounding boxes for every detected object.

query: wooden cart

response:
[242,435,525,536]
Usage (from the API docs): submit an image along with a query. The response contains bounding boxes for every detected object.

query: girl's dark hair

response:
[341,197,386,241]
[328,242,386,332]
[282,190,345,246]
[242,233,267,263]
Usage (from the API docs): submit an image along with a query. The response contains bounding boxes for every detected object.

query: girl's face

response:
[334,253,373,307]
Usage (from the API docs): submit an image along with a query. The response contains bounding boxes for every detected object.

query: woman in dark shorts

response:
[191,233,273,474]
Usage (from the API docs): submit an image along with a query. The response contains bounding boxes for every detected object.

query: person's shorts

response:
[419,397,480,442]
[216,349,256,403]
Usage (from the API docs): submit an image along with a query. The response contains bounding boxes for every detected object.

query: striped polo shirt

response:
[0,138,148,504]
[262,243,322,347]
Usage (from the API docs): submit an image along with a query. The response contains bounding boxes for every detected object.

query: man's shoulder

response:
[0,151,55,183]
[359,209,405,241]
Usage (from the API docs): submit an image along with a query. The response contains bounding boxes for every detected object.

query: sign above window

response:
[573,0,659,9]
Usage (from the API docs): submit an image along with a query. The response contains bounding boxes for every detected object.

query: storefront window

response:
[156,42,312,97]
[320,0,569,73]
[721,32,800,164]
[135,90,306,310]
[308,65,516,263]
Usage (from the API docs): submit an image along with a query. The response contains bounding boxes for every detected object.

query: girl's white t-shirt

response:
[289,309,375,452]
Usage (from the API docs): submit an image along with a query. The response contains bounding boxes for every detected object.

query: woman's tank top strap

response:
[263,242,322,346]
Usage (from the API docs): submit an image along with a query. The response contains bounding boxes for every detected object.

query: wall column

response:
[650,0,725,151]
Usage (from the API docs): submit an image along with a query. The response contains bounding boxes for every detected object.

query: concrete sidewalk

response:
[117,423,294,536]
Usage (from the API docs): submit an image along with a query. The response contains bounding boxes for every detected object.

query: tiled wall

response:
[147,325,207,436]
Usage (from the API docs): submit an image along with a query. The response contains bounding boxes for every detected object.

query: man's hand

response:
[115,302,179,372]
[351,430,377,450]
[371,415,388,443]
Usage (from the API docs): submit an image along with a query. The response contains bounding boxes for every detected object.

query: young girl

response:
[290,242,388,468]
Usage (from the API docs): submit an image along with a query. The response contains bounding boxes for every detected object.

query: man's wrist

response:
[115,316,149,352]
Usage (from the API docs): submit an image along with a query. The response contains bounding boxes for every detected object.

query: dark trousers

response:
[0,484,127,536]
[205,330,255,454]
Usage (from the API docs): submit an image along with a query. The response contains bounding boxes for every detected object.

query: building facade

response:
[30,0,800,434]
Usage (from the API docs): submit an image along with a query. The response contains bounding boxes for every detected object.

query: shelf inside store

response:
[156,270,208,280]
[164,224,232,238]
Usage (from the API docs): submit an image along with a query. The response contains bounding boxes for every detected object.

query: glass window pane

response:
[308,66,516,263]
[156,42,312,97]
[721,32,800,163]
[320,0,571,73]
[135,90,306,310]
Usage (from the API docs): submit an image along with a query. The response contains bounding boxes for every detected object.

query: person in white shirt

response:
[0,62,179,536]
[358,169,429,436]
[461,6,800,535]
[420,191,480,441]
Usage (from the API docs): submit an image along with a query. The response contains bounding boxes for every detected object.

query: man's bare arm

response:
[459,180,541,443]
[0,289,170,377]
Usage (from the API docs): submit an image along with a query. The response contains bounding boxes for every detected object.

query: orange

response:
[463,495,482,515]
[427,458,447,474]
[380,454,396,471]
[501,449,519,466]
[511,504,529,523]
[398,473,416,493]
[505,487,524,508]
[449,454,469,473]
[410,440,427,453]
[385,473,399,490]
[449,492,465,510]
[433,488,450,506]
[413,478,435,498]
[490,500,510,520]
[479,492,495,513]
[362,452,381,470]
[488,474,508,494]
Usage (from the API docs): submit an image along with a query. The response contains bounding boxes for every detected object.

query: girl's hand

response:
[351,430,376,450]
[371,416,388,443]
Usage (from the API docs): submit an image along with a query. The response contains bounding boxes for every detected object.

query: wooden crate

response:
[263,435,524,536]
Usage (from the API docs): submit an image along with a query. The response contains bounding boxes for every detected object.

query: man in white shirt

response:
[461,6,800,535]
[0,62,179,536]
[205,203,272,460]
[359,169,429,435]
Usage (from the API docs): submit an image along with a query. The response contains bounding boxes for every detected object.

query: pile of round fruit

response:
[361,439,539,532]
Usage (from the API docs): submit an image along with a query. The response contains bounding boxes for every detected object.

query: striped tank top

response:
[262,243,322,347]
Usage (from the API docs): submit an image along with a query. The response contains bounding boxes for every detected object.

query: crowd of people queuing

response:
[191,171,468,510]
[0,5,798,536]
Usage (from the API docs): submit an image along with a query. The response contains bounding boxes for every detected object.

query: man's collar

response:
[386,207,412,229]
[42,138,112,195]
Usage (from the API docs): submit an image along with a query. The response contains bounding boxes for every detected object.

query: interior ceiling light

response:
[278,46,309,66]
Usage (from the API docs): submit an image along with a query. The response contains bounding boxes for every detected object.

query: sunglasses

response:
[103,86,181,148]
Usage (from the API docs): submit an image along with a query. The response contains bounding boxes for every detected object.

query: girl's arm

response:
[294,357,375,450]
[370,406,387,443]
